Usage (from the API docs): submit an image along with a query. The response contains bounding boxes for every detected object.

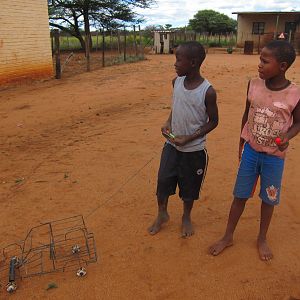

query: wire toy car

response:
[0,215,97,294]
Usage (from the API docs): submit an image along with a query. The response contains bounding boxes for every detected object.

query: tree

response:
[48,0,155,49]
[188,10,237,34]
[164,24,172,30]
[143,24,164,38]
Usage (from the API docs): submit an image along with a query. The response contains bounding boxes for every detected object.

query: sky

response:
[136,0,300,28]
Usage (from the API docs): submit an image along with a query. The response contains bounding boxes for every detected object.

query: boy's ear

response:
[279,61,288,71]
[191,59,196,67]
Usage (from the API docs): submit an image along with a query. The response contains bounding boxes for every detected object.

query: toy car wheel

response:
[6,282,17,293]
[72,244,80,254]
[76,267,87,277]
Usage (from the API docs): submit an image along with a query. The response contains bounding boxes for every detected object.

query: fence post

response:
[258,34,261,54]
[102,28,105,67]
[274,14,279,39]
[133,25,138,57]
[85,33,91,72]
[288,29,292,43]
[124,25,127,62]
[139,25,143,58]
[117,29,121,54]
[54,29,61,79]
[50,30,54,55]
[96,30,99,51]
[110,29,113,53]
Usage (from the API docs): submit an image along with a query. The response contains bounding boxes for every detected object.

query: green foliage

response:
[227,46,233,54]
[208,41,221,47]
[57,32,151,51]
[143,24,164,39]
[46,282,58,291]
[49,0,155,49]
[189,10,237,34]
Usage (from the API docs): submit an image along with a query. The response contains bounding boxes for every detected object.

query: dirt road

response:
[0,53,299,299]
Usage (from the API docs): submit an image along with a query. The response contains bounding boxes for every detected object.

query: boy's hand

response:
[161,122,171,137]
[173,135,190,146]
[276,134,289,152]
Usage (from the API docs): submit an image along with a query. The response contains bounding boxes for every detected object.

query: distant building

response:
[233,11,300,51]
[153,31,176,54]
[0,0,53,85]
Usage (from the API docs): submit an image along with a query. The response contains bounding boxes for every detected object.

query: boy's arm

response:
[277,100,300,151]
[161,110,172,133]
[238,82,251,159]
[288,100,300,139]
[172,86,218,146]
[161,78,177,135]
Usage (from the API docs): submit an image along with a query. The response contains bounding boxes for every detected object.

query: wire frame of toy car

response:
[0,215,97,293]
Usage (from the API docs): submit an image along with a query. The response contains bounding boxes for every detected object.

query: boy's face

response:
[258,47,286,80]
[174,46,192,76]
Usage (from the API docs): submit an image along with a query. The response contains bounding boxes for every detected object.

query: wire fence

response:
[50,26,300,79]
[51,26,146,79]
[173,31,237,47]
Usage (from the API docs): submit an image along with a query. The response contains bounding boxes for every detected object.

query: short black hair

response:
[179,41,206,66]
[265,40,296,68]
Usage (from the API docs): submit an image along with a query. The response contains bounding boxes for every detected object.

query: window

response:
[285,22,296,41]
[252,22,265,35]
[285,22,296,33]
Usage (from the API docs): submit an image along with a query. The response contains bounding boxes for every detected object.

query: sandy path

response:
[0,54,299,299]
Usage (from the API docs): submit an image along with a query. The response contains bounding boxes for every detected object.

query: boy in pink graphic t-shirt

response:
[210,40,300,261]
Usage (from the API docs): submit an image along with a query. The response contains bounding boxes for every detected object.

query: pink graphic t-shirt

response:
[241,78,300,158]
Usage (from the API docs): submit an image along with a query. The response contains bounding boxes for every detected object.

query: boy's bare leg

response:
[181,199,194,238]
[209,197,247,255]
[257,201,274,261]
[148,196,170,235]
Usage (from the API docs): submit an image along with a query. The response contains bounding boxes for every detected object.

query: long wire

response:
[85,152,159,219]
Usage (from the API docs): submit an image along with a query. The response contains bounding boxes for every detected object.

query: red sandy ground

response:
[0,53,300,300]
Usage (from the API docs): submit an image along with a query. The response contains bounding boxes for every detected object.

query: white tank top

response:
[170,76,211,152]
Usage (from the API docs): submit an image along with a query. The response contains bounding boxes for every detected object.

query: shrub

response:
[208,41,221,47]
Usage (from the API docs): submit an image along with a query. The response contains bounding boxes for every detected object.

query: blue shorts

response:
[233,143,284,206]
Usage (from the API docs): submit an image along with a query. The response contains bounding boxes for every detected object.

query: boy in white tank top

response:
[210,41,300,260]
[148,42,219,238]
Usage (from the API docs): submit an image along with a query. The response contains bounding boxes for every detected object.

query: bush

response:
[227,47,233,54]
[208,41,221,47]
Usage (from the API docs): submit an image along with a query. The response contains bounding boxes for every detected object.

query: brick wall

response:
[0,0,53,85]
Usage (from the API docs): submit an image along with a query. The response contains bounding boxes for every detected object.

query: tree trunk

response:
[78,34,86,50]
[49,22,86,50]
[83,8,92,50]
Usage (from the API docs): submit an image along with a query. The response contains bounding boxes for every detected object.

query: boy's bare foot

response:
[148,212,169,235]
[257,238,273,261]
[209,237,233,256]
[181,217,194,238]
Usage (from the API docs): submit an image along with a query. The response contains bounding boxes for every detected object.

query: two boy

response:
[148,40,300,260]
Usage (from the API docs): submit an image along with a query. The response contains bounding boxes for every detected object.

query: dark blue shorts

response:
[233,143,285,206]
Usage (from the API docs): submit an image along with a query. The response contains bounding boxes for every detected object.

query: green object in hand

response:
[164,132,175,139]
